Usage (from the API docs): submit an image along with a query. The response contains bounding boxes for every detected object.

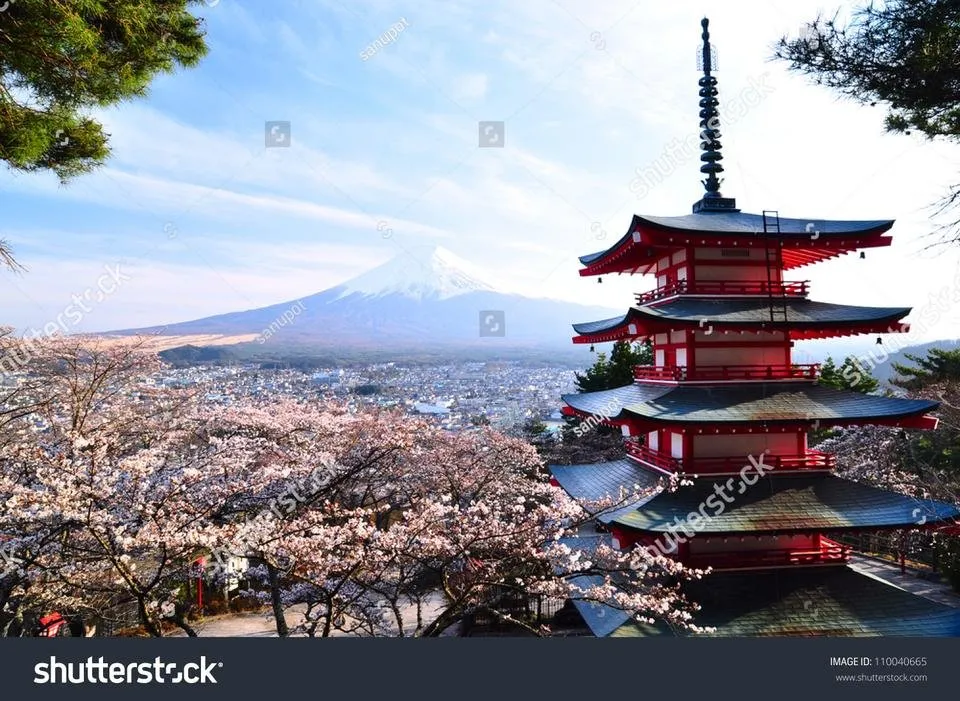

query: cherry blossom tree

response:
[0,336,211,635]
[2,337,707,637]
[814,350,960,588]
[198,405,706,637]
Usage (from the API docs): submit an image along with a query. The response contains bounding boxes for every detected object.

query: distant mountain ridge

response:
[794,337,960,387]
[867,338,960,385]
[113,246,619,358]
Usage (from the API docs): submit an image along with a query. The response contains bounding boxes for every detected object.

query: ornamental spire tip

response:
[693,17,738,213]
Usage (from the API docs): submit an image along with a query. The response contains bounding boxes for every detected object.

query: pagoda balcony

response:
[625,442,836,474]
[635,279,809,305]
[684,538,851,571]
[633,363,820,384]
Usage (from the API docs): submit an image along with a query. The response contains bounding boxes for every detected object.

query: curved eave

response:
[561,382,940,429]
[549,461,960,536]
[571,303,911,344]
[603,474,960,535]
[561,404,939,431]
[549,459,660,517]
[578,215,894,276]
[561,383,671,424]
[602,567,960,638]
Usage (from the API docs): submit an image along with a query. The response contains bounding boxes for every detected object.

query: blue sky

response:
[1,0,959,350]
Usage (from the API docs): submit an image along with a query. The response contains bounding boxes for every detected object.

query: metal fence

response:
[95,600,142,637]
[459,585,572,635]
[830,531,941,572]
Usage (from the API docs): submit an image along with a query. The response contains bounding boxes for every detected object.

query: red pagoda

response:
[550,18,960,637]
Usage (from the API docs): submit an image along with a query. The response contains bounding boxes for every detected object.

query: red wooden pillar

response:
[685,328,695,373]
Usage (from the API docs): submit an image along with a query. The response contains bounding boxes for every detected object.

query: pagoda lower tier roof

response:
[578,213,893,275]
[561,381,937,428]
[572,299,910,343]
[550,458,659,506]
[572,565,960,637]
[549,459,960,533]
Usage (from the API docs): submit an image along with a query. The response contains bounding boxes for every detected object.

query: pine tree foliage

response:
[776,0,960,241]
[0,0,208,181]
[574,341,653,392]
[892,347,960,390]
[817,355,881,394]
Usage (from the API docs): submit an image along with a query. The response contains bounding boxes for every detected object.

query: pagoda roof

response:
[573,566,960,637]
[561,382,937,428]
[550,458,659,515]
[557,534,638,637]
[578,213,894,276]
[572,299,910,343]
[550,460,960,533]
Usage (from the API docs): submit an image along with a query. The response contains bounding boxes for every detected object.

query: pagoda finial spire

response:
[692,17,738,213]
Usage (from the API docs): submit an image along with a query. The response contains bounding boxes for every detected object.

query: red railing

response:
[686,538,850,571]
[625,442,836,474]
[624,441,681,471]
[635,279,809,305]
[633,363,820,383]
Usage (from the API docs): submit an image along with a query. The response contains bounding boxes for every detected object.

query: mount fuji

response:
[115,246,620,360]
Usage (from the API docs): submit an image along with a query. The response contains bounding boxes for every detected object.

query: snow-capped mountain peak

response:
[335,245,498,301]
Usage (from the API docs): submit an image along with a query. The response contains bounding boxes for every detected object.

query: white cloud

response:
[1,0,959,341]
[5,166,452,240]
[452,73,489,101]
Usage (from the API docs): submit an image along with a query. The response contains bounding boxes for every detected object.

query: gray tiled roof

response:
[579,212,892,265]
[549,459,661,523]
[639,212,892,235]
[550,459,659,505]
[619,473,958,533]
[572,313,632,335]
[559,535,639,636]
[572,299,909,335]
[549,460,959,533]
[561,383,669,418]
[561,382,937,424]
[598,566,960,637]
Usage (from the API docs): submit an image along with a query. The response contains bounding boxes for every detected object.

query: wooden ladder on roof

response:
[762,210,789,325]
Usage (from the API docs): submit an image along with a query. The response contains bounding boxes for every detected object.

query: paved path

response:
[169,594,453,637]
[849,554,960,609]
[168,611,294,637]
